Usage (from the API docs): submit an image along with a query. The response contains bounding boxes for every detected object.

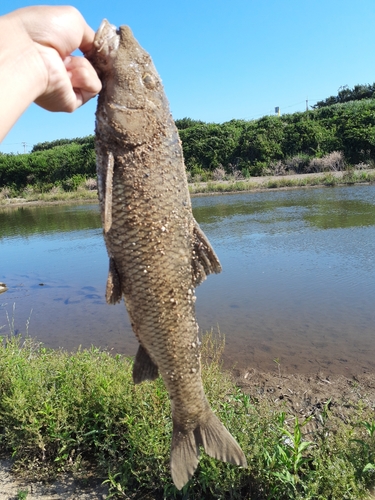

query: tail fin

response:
[170,410,247,490]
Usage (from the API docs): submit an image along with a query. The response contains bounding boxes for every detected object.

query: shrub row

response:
[2,98,375,190]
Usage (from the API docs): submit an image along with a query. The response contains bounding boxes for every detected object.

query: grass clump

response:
[2,170,375,205]
[188,169,375,196]
[0,177,98,205]
[0,332,374,499]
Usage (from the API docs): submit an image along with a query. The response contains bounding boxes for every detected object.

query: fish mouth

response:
[93,19,120,56]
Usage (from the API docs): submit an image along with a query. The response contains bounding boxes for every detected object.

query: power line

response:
[0,142,31,154]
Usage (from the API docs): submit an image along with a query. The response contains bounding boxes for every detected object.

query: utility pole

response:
[306,97,309,111]
[22,142,27,154]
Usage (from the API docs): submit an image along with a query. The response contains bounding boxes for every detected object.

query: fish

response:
[85,20,247,490]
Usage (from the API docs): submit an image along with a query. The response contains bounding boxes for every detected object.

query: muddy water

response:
[1,185,375,376]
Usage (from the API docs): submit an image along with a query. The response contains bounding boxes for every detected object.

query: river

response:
[1,185,375,376]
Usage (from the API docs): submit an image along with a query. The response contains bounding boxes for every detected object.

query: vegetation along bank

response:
[0,332,374,499]
[2,86,375,200]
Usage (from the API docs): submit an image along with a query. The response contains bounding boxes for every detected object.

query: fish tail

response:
[170,410,247,490]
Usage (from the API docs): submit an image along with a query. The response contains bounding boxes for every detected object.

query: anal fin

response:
[133,344,159,384]
[106,257,122,304]
[191,219,222,286]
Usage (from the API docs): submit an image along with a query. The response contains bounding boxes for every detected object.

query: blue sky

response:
[2,0,375,153]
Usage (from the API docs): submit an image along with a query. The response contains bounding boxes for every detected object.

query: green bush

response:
[2,95,375,194]
[62,174,87,191]
[0,141,96,191]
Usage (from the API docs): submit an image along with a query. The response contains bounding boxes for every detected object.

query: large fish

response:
[85,20,247,489]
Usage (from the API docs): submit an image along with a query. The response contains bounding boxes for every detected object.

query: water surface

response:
[1,185,375,376]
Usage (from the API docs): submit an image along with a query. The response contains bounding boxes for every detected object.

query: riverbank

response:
[1,173,375,498]
[188,168,375,195]
[1,372,374,500]
[1,169,374,208]
[0,333,374,499]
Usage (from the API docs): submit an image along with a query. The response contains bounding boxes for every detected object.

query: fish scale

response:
[85,19,247,490]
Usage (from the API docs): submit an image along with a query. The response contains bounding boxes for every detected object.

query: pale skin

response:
[0,5,102,142]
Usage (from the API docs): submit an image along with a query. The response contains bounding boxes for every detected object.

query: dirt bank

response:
[0,459,108,499]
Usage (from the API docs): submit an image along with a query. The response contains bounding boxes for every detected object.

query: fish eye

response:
[142,73,157,89]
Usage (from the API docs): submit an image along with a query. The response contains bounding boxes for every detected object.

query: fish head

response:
[88,21,171,146]
[86,19,120,73]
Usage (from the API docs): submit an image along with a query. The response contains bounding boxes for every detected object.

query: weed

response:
[273,358,281,378]
[262,413,313,497]
[2,168,375,206]
[0,333,373,498]
[84,177,97,190]
[212,167,226,181]
[351,420,375,477]
[17,491,28,500]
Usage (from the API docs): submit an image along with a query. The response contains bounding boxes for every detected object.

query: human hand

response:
[3,5,102,112]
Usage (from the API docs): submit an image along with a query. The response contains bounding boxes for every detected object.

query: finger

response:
[64,56,102,95]
[73,88,99,108]
[34,73,77,112]
[78,18,97,54]
[14,6,96,57]
[51,6,96,54]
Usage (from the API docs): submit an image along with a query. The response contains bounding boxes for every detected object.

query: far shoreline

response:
[1,169,374,209]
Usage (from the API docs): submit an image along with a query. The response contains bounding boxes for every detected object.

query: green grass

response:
[2,170,375,206]
[0,332,374,499]
[16,491,28,500]
[0,187,98,205]
[188,170,375,195]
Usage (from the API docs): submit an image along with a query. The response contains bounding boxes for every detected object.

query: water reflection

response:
[1,186,375,376]
[0,202,100,239]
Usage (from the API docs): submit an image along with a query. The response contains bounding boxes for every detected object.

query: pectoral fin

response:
[106,257,122,304]
[191,219,222,286]
[133,344,159,384]
[104,152,114,233]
